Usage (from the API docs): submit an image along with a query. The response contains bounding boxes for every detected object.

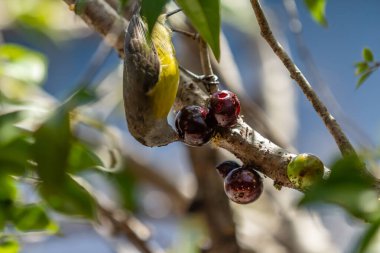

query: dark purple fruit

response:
[175,105,214,146]
[216,161,240,178]
[209,90,240,127]
[224,166,263,204]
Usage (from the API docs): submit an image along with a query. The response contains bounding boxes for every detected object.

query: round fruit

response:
[216,161,240,178]
[209,90,241,127]
[287,153,324,190]
[175,105,214,146]
[224,166,263,204]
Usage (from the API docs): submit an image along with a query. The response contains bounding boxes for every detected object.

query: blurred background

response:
[1,0,380,252]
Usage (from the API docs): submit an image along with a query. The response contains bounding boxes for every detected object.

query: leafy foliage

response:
[303,0,328,27]
[355,48,379,88]
[0,44,47,85]
[300,155,380,252]
[176,0,221,60]
[141,0,169,34]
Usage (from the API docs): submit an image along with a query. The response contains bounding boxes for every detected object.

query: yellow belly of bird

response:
[147,23,179,119]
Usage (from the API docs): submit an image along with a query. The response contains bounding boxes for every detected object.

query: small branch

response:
[97,203,153,253]
[63,0,127,57]
[199,39,214,76]
[250,0,356,157]
[199,39,218,93]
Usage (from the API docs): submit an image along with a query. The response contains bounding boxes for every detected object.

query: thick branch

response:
[250,0,355,157]
[61,0,305,190]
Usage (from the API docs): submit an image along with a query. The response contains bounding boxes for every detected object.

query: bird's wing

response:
[124,14,160,93]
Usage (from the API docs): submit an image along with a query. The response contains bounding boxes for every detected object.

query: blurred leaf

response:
[0,236,20,253]
[74,0,88,14]
[354,221,380,253]
[141,0,169,34]
[303,0,328,27]
[355,62,369,76]
[0,111,25,146]
[107,170,137,211]
[39,175,96,219]
[64,87,97,108]
[11,204,53,232]
[68,141,103,173]
[0,175,17,203]
[0,209,5,230]
[0,44,47,84]
[299,156,380,222]
[32,106,71,185]
[356,72,372,89]
[0,138,31,176]
[176,0,221,60]
[363,48,374,62]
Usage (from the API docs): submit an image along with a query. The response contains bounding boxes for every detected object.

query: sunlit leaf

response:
[303,0,328,27]
[141,0,169,34]
[39,175,96,219]
[356,72,372,89]
[0,44,47,85]
[0,111,26,146]
[11,204,53,232]
[176,0,221,60]
[363,48,374,62]
[300,156,380,222]
[0,236,20,253]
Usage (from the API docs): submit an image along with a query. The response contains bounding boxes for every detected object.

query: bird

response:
[123,10,180,146]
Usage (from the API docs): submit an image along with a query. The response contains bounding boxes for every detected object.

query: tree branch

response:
[61,0,304,191]
[250,0,356,157]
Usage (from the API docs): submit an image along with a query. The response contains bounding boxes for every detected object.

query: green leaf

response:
[299,155,380,222]
[74,0,88,14]
[39,175,96,219]
[0,111,24,146]
[141,0,169,34]
[303,0,328,27]
[363,48,374,62]
[0,138,31,176]
[176,0,221,60]
[0,236,20,253]
[0,175,17,203]
[356,72,372,89]
[11,204,52,232]
[106,170,137,211]
[32,106,71,185]
[354,221,380,253]
[0,44,47,84]
[67,141,103,173]
[355,62,369,76]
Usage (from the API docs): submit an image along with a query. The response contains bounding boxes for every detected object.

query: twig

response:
[97,203,153,253]
[199,39,218,93]
[250,0,355,157]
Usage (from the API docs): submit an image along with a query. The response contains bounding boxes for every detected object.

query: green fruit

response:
[287,153,324,189]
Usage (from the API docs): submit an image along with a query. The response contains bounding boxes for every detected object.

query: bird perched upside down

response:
[123,12,179,146]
